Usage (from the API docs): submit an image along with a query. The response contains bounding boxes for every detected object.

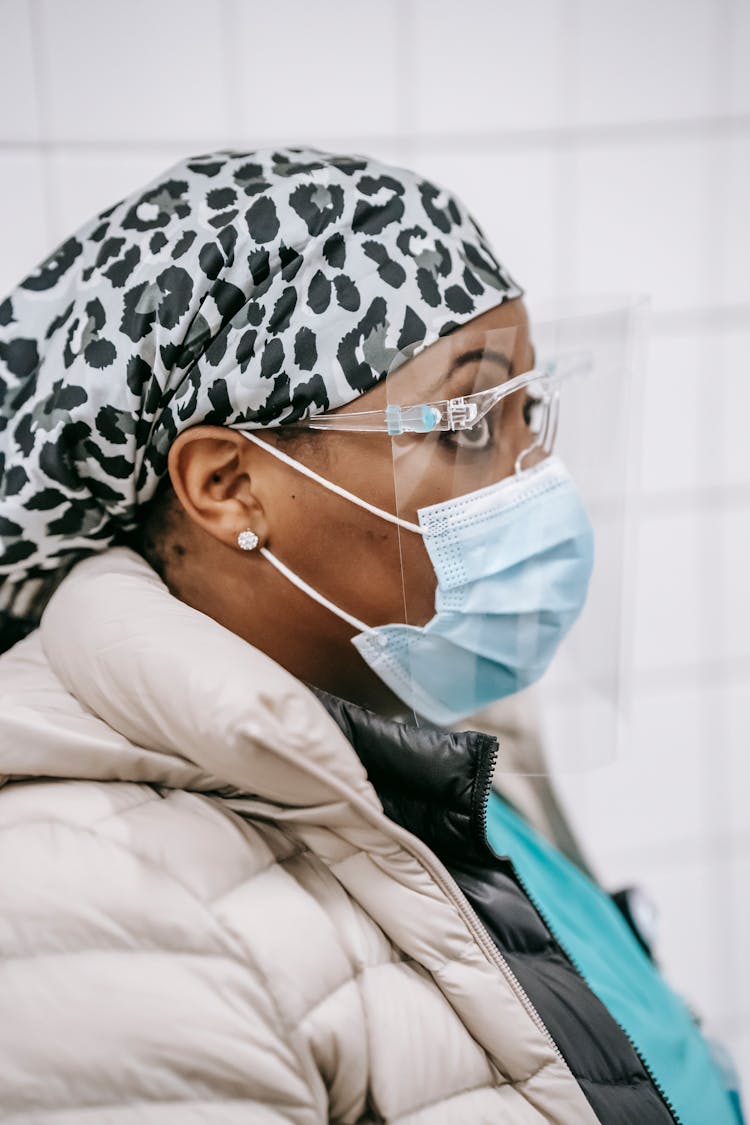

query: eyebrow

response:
[424,348,512,397]
[448,348,512,376]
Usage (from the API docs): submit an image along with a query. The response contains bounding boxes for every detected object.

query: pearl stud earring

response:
[237,529,259,551]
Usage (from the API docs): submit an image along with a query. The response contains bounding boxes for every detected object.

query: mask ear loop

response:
[258,544,382,639]
[234,428,421,642]
[239,429,422,534]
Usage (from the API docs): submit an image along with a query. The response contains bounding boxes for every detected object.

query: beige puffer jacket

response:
[0,546,598,1124]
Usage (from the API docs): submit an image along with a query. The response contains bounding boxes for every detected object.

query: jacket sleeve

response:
[0,782,330,1125]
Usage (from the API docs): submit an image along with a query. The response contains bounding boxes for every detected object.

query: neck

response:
[165,536,406,716]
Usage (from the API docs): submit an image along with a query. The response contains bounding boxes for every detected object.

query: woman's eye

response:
[440,416,492,452]
[523,394,544,433]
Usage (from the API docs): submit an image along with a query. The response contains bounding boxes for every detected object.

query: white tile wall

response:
[721,136,750,305]
[727,0,750,114]
[639,332,705,495]
[722,680,750,842]
[0,0,40,141]
[0,150,51,291]
[1,0,749,1100]
[722,507,750,664]
[228,0,403,142]
[411,0,569,135]
[571,138,712,310]
[633,510,704,671]
[35,0,231,144]
[572,685,713,858]
[570,0,723,126]
[733,854,750,1026]
[718,328,750,489]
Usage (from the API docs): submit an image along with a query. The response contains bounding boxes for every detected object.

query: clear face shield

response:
[239,295,646,774]
[300,295,646,773]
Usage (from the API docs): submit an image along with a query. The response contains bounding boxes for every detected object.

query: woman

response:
[0,148,742,1123]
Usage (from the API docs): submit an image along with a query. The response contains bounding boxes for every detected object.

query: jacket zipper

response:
[476,741,683,1125]
[451,734,569,1066]
[226,773,570,1069]
[225,737,586,1080]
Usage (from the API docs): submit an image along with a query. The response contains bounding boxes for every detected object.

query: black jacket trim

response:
[312,687,679,1125]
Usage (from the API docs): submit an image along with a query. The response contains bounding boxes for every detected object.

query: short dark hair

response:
[117,471,182,583]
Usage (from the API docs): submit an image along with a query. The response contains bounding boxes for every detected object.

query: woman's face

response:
[167,296,537,713]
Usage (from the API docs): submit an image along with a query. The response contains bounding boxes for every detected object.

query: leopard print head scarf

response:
[0,146,522,652]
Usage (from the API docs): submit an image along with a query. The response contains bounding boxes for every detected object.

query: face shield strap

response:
[238,429,417,641]
[240,430,422,534]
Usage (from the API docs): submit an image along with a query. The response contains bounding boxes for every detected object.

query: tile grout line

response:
[25,0,59,251]
[596,831,750,880]
[700,0,745,1035]
[218,0,245,148]
[555,0,580,296]
[393,0,417,166]
[632,654,750,692]
[1,114,749,155]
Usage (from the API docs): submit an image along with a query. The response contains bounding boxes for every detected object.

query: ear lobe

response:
[166,425,269,550]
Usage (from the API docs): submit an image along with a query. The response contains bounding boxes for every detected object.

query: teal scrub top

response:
[485,791,743,1125]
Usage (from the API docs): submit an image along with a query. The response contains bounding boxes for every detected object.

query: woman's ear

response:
[166,425,269,550]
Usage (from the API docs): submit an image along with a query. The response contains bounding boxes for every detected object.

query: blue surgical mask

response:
[353,455,594,724]
[240,433,595,725]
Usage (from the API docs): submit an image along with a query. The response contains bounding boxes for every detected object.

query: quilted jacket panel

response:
[0,547,599,1124]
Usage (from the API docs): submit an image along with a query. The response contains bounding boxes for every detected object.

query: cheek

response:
[267,438,440,627]
[331,438,440,625]
[389,436,477,519]
[336,443,439,626]
[397,530,439,625]
[270,470,408,623]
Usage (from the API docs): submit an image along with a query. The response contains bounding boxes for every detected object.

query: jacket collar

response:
[310,686,500,860]
[2,543,497,863]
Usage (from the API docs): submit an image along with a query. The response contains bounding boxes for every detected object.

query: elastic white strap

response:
[259,546,377,637]
[240,429,422,534]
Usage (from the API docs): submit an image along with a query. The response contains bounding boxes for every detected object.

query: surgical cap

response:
[0,146,523,650]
